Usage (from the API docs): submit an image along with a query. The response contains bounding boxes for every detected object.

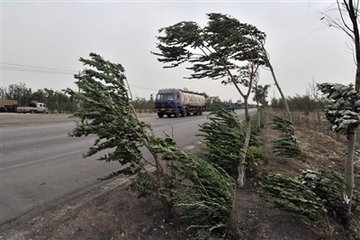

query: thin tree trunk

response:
[345,130,356,221]
[237,119,251,188]
[237,98,251,188]
[267,60,292,123]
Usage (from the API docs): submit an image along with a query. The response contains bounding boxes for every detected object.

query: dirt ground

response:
[1,110,359,240]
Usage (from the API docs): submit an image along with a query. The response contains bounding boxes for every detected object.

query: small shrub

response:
[249,134,262,147]
[246,145,264,177]
[300,170,360,224]
[271,116,301,158]
[261,172,327,220]
[261,170,360,224]
[129,172,158,198]
[151,136,236,234]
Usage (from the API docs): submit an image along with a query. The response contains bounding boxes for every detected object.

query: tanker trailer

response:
[154,88,207,118]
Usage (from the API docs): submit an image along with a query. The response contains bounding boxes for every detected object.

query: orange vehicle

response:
[0,99,18,112]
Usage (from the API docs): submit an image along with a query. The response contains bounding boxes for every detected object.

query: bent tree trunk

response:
[262,46,292,122]
[267,61,292,123]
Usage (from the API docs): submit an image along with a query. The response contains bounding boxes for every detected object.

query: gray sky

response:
[1,0,357,101]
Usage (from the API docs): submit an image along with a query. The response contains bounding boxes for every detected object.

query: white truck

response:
[17,102,49,114]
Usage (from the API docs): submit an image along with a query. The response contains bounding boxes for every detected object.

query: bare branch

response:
[337,0,354,33]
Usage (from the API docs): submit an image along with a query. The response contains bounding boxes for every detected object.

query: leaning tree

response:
[152,13,267,187]
[321,0,360,222]
[66,53,236,233]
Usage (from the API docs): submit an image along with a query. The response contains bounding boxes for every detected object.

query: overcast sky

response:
[1,0,357,101]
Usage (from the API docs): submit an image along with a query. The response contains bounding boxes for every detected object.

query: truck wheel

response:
[181,108,187,117]
[157,113,164,118]
[174,108,180,118]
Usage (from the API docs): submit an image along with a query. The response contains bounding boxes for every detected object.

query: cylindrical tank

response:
[180,91,206,107]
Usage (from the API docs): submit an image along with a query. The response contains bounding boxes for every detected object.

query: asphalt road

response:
[0,109,253,227]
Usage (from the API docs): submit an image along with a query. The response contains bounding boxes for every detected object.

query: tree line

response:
[0,83,77,113]
[0,82,242,114]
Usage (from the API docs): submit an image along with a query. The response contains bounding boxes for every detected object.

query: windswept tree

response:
[152,13,267,187]
[66,53,236,234]
[253,83,270,108]
[321,0,360,222]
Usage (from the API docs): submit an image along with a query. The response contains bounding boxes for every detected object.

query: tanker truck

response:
[155,89,207,118]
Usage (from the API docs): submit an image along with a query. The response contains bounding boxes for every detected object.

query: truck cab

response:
[155,90,181,118]
[17,102,49,114]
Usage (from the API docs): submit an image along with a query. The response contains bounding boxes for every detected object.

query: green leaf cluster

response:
[149,135,236,233]
[271,116,301,157]
[318,83,360,133]
[66,53,148,176]
[300,170,360,223]
[153,13,267,82]
[198,107,245,179]
[261,170,360,222]
[261,172,328,220]
[245,145,264,177]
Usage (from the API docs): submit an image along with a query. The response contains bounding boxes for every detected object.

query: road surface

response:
[0,110,253,228]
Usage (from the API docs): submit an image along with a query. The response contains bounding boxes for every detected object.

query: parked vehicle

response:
[17,102,49,114]
[155,88,207,118]
[224,102,235,111]
[0,99,18,112]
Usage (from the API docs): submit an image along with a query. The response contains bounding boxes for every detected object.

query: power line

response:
[1,66,74,75]
[1,62,77,73]
[1,62,159,91]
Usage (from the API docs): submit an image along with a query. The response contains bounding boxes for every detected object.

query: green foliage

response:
[153,13,266,83]
[245,145,264,177]
[271,116,294,135]
[318,83,360,133]
[66,53,148,177]
[67,53,236,236]
[261,172,327,220]
[271,95,322,113]
[261,170,360,223]
[206,96,223,112]
[131,96,154,113]
[249,134,262,148]
[149,135,236,233]
[175,154,235,233]
[271,116,301,157]
[198,107,245,179]
[129,172,158,198]
[252,84,271,107]
[299,170,360,223]
[246,145,264,163]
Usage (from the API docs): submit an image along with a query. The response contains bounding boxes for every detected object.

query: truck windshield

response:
[156,93,175,101]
